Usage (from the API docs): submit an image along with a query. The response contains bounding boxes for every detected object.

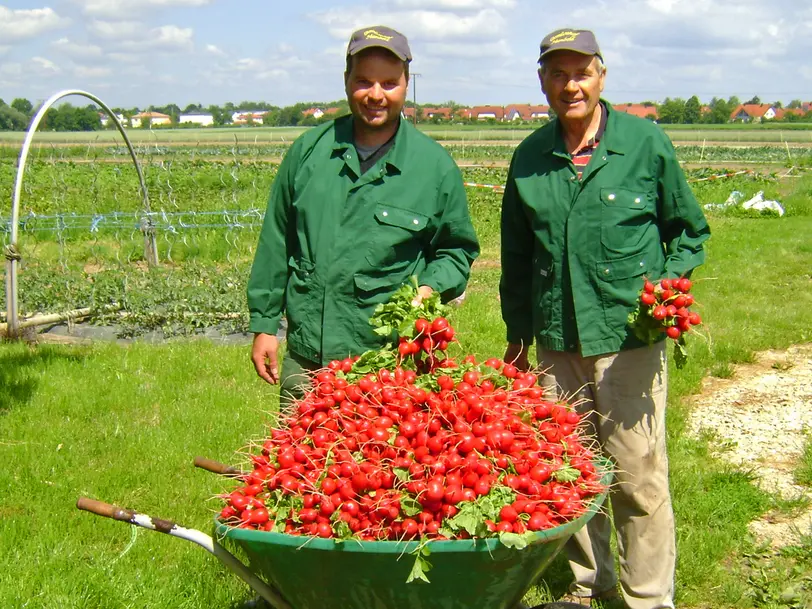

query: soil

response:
[687,344,812,547]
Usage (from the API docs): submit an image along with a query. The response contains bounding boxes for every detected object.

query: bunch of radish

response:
[629,276,703,368]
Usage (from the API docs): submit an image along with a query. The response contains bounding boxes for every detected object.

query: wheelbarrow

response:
[76,456,612,609]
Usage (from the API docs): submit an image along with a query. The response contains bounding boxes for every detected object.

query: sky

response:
[0,0,810,110]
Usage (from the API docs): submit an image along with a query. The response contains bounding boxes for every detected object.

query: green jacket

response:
[500,103,710,357]
[248,115,479,365]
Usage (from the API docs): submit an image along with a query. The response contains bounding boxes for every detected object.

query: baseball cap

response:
[538,28,602,63]
[346,26,412,62]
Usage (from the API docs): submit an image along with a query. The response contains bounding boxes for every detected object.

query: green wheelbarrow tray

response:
[216,461,613,609]
[76,458,611,609]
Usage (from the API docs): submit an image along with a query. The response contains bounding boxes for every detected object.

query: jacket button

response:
[639,261,645,267]
[608,193,616,201]
[604,268,610,274]
[413,219,419,225]
[382,211,389,217]
[634,197,641,203]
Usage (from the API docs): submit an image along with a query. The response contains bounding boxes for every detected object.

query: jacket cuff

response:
[249,314,281,336]
[506,327,533,346]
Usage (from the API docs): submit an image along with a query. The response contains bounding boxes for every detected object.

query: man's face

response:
[345,49,408,130]
[539,51,605,123]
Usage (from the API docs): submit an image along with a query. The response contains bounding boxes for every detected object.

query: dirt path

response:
[687,344,812,547]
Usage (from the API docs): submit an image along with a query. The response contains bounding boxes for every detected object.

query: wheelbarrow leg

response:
[76,497,293,609]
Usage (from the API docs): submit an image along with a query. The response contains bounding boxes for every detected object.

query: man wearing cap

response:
[500,28,709,609]
[248,26,479,402]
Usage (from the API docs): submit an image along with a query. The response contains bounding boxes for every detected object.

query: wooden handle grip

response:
[193,456,244,477]
[76,497,135,522]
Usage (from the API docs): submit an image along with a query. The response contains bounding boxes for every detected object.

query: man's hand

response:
[504,343,530,372]
[411,285,434,307]
[251,333,280,384]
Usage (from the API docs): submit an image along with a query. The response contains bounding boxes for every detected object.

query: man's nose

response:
[369,83,384,100]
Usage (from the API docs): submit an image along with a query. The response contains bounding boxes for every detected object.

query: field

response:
[2,125,812,608]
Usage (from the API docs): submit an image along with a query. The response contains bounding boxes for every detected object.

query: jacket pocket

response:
[365,204,429,269]
[596,250,650,336]
[599,187,657,254]
[285,256,318,347]
[531,248,555,334]
[353,271,402,306]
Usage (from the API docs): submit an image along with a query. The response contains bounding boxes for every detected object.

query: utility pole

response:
[411,73,421,127]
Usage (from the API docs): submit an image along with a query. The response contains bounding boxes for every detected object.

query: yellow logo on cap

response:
[550,31,580,43]
[364,29,393,41]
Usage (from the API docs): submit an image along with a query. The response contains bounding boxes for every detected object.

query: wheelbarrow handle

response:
[76,496,292,609]
[193,456,245,478]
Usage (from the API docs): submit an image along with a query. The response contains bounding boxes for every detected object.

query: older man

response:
[500,29,710,609]
[248,26,479,403]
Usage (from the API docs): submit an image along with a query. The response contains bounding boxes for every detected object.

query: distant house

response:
[423,107,453,120]
[303,107,325,119]
[774,104,812,120]
[402,107,416,120]
[179,113,214,127]
[470,105,505,121]
[729,103,777,123]
[131,111,172,128]
[504,104,550,121]
[613,103,658,121]
[99,112,125,127]
[232,110,269,125]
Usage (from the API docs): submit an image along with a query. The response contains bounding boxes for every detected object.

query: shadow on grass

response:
[0,343,87,414]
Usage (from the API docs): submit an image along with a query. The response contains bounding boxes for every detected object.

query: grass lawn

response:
[2,176,812,607]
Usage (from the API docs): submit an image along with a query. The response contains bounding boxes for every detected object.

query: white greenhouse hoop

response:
[4,89,156,340]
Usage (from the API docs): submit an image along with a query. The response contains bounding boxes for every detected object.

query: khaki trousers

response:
[537,342,675,609]
[279,351,320,408]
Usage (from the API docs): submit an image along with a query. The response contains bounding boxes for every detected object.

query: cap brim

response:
[348,40,409,61]
[538,46,600,62]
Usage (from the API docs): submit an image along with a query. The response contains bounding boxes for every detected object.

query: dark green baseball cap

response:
[346,25,412,62]
[538,28,602,63]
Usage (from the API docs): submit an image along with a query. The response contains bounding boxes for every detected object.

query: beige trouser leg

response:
[537,342,675,609]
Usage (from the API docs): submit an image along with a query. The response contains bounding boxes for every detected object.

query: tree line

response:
[1,95,810,132]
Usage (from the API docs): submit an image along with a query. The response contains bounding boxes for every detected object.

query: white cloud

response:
[313,8,508,42]
[394,0,516,8]
[425,39,511,58]
[72,64,113,78]
[89,21,194,52]
[76,0,213,17]
[88,20,143,40]
[108,52,140,63]
[0,7,70,42]
[0,45,10,56]
[205,44,226,56]
[645,0,680,13]
[32,57,60,73]
[52,38,104,59]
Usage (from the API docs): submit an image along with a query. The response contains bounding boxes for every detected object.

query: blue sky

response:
[1,0,809,110]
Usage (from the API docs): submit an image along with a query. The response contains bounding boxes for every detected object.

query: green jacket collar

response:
[332,114,409,174]
[541,101,632,157]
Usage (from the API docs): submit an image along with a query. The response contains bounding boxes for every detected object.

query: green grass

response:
[796,435,812,488]
[0,341,275,608]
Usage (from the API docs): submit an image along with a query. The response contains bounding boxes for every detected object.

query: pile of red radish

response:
[220,287,607,551]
